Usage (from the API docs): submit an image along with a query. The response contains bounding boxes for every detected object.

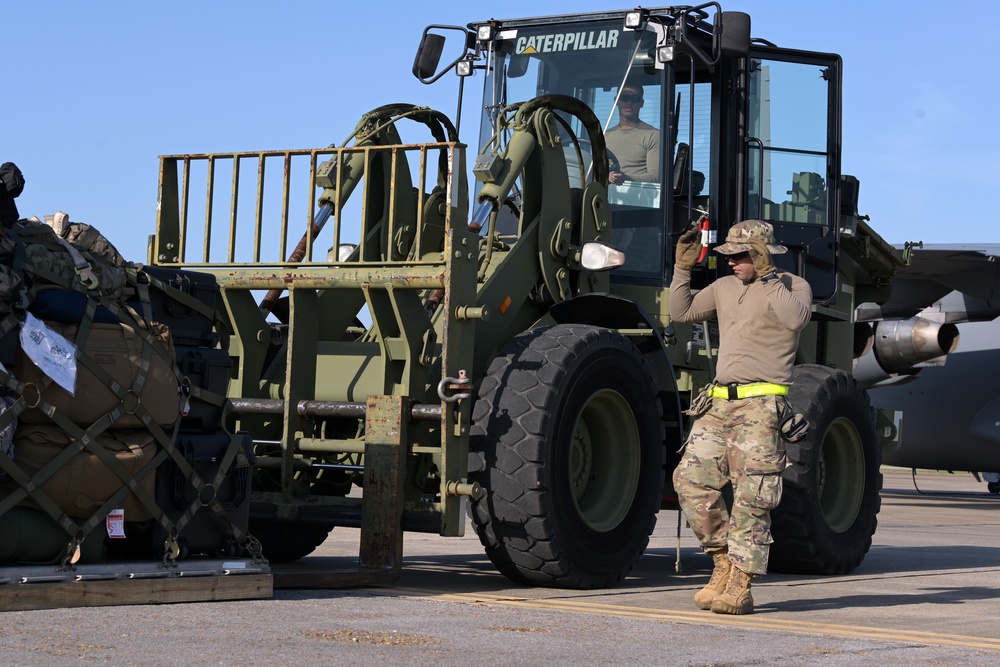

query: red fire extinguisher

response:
[695,209,714,264]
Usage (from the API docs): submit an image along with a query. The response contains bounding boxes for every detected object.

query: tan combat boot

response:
[694,549,731,610]
[710,565,755,615]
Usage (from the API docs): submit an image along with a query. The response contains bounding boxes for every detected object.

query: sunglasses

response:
[619,94,643,103]
[728,251,751,262]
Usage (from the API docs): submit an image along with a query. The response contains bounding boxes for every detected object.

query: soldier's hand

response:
[674,226,702,271]
[748,237,776,277]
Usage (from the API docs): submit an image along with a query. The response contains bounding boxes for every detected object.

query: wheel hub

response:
[569,388,641,533]
[820,417,866,533]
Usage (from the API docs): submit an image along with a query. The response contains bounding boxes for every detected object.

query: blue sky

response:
[5,1,996,263]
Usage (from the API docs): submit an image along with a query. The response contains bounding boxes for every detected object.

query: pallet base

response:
[271,562,399,589]
[0,559,272,611]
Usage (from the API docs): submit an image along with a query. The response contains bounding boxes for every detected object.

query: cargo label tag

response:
[107,508,126,539]
[20,312,78,394]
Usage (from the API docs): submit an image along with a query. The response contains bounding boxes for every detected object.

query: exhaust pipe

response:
[853,317,960,387]
[854,322,874,359]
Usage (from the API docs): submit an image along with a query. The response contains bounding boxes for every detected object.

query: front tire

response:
[768,365,882,574]
[469,324,665,589]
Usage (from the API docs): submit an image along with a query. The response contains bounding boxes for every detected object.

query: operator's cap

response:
[714,219,787,255]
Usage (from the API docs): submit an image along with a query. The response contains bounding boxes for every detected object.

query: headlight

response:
[580,242,625,271]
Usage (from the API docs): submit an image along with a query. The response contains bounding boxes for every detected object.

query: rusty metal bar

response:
[229,397,284,414]
[159,144,452,161]
[387,147,399,259]
[410,404,443,421]
[297,400,366,418]
[157,143,458,268]
[254,154,265,262]
[445,147,455,233]
[332,148,344,261]
[359,395,405,573]
[179,157,191,262]
[296,438,365,453]
[203,156,215,262]
[358,147,372,260]
[414,147,428,259]
[230,397,442,421]
[228,154,241,263]
[306,153,317,262]
[211,267,445,291]
[280,152,291,261]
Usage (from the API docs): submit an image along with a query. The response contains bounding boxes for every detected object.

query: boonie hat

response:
[714,219,788,255]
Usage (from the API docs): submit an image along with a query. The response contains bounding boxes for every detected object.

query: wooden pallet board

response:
[0,560,272,612]
[271,562,398,589]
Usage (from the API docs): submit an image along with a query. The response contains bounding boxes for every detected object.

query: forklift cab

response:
[472,8,844,302]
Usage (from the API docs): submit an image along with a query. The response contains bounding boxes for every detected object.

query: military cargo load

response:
[0,174,270,609]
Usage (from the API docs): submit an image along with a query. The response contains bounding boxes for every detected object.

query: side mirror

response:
[413,33,446,81]
[412,25,474,84]
[719,12,751,58]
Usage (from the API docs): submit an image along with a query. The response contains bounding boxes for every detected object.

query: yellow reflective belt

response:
[708,382,789,400]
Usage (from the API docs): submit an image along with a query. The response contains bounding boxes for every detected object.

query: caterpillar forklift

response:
[151,4,915,589]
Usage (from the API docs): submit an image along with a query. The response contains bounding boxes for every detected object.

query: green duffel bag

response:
[5,425,158,522]
[0,505,105,565]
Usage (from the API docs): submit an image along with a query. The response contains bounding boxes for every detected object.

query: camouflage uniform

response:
[673,394,786,575]
[669,219,812,581]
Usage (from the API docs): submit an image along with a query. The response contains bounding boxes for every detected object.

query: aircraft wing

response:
[853,243,1000,475]
[856,244,1000,323]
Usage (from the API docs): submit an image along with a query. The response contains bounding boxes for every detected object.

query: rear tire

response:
[768,365,882,574]
[249,519,334,563]
[469,324,665,589]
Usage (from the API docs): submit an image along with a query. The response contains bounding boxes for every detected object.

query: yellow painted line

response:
[386,587,1000,652]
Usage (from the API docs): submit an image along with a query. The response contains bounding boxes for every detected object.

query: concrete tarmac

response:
[1,468,998,666]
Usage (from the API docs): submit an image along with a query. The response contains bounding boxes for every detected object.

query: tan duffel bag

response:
[17,320,179,428]
[3,424,158,522]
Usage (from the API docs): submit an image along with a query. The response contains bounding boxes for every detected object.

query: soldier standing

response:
[669,219,812,614]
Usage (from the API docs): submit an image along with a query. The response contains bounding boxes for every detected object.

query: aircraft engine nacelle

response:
[852,317,960,388]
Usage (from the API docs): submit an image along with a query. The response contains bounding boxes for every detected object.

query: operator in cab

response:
[668,220,812,615]
[605,83,660,185]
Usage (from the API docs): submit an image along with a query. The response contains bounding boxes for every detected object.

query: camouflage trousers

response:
[673,394,787,575]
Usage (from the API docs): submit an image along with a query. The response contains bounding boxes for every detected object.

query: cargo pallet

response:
[0,558,271,612]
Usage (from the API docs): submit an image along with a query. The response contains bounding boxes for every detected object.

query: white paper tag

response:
[20,313,77,395]
[106,508,126,539]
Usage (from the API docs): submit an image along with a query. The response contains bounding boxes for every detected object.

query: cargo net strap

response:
[0,291,179,566]
[155,433,259,565]
[135,270,228,412]
[0,230,254,566]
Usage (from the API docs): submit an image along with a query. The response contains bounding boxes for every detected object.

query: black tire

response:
[469,324,665,589]
[249,519,334,564]
[988,482,1000,494]
[769,364,882,575]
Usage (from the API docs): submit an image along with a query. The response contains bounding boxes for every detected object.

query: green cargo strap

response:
[708,382,788,400]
